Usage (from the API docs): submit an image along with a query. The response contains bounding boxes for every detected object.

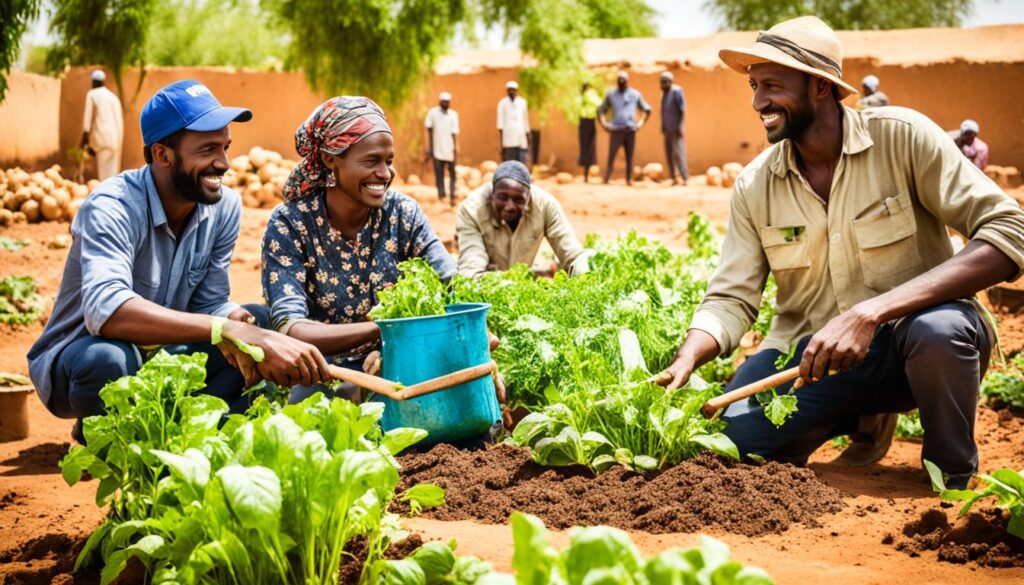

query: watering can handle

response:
[327,361,497,401]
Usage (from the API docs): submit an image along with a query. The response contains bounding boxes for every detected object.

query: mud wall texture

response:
[0,71,62,168]
[44,24,1024,178]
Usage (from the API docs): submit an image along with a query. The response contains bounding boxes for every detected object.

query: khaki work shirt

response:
[456,184,587,278]
[691,105,1024,356]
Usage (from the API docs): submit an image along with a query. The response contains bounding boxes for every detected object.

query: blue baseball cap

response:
[140,80,252,146]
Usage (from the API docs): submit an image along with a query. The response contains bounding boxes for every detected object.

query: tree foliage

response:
[705,0,975,31]
[46,0,158,105]
[0,0,41,103]
[145,0,288,69]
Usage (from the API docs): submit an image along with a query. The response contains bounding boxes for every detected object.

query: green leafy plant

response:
[981,354,1024,412]
[0,0,41,102]
[0,236,29,251]
[382,512,774,584]
[894,411,924,440]
[754,345,798,428]
[369,258,449,320]
[924,460,1024,539]
[62,352,443,584]
[0,275,44,325]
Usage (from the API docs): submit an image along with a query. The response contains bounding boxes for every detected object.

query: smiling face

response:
[322,132,395,209]
[748,63,820,144]
[490,178,530,226]
[152,127,232,205]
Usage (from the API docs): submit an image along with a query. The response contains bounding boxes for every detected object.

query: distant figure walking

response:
[497,81,530,165]
[659,71,688,185]
[425,91,460,205]
[577,83,602,182]
[81,70,124,181]
[949,119,989,170]
[599,71,650,185]
[858,75,890,108]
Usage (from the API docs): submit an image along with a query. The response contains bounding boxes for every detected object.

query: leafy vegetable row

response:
[61,351,443,585]
[0,274,43,325]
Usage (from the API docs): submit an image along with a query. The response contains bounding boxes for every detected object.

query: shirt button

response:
[831,233,841,243]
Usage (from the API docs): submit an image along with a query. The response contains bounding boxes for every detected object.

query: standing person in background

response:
[81,70,125,181]
[659,71,689,186]
[497,81,530,165]
[950,119,989,171]
[599,71,651,186]
[577,82,602,182]
[425,91,460,206]
[858,75,889,108]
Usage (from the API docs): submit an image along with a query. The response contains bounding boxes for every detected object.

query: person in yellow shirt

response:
[456,161,589,278]
[577,83,602,182]
[657,16,1024,489]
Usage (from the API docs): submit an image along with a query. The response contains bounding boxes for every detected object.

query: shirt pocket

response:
[759,225,812,272]
[852,190,923,291]
[187,255,211,288]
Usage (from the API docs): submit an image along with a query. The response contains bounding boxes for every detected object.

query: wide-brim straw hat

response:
[719,16,858,98]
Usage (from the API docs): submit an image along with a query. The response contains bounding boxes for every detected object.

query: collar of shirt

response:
[768,107,874,178]
[143,165,214,233]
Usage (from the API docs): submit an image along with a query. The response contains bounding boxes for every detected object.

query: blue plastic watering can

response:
[371,303,502,444]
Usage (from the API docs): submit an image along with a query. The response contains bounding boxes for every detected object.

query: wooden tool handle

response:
[403,362,496,399]
[700,366,801,419]
[327,365,405,399]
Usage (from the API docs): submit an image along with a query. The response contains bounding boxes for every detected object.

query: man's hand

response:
[223,320,331,388]
[657,354,694,391]
[487,331,500,351]
[217,340,261,387]
[799,301,880,383]
[227,306,256,325]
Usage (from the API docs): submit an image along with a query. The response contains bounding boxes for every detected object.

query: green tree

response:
[145,0,288,69]
[0,0,42,102]
[704,0,975,31]
[47,0,158,105]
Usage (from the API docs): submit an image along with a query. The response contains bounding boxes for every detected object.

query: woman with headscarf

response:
[262,96,456,402]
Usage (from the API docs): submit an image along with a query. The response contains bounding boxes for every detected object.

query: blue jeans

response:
[722,302,990,479]
[47,304,271,420]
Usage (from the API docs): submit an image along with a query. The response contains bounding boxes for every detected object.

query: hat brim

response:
[185,106,253,133]
[719,44,858,98]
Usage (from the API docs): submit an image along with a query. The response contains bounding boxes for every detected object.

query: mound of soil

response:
[396,443,846,537]
[891,508,1024,567]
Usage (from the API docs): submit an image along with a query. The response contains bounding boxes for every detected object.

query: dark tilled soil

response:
[396,443,846,537]
[891,508,1024,567]
[339,533,424,584]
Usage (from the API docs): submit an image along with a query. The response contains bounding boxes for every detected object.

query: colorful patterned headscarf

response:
[282,96,392,200]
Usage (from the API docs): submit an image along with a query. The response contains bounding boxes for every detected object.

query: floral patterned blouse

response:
[261,189,456,363]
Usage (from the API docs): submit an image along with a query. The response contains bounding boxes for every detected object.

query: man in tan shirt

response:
[456,161,588,278]
[658,16,1024,489]
[81,70,124,180]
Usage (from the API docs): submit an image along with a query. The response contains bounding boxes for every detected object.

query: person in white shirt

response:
[497,81,530,165]
[81,70,125,181]
[424,91,460,205]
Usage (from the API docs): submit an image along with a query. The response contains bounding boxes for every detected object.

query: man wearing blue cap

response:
[28,80,330,442]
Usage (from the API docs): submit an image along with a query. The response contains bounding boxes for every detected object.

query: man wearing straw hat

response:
[658,16,1024,488]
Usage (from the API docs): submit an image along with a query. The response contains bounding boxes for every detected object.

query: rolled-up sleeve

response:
[261,210,310,332]
[540,192,585,273]
[189,192,241,317]
[405,199,457,281]
[911,117,1024,280]
[637,91,651,113]
[689,187,768,355]
[77,198,140,335]
[455,199,491,279]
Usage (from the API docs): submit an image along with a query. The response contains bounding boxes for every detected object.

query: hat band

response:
[756,32,842,78]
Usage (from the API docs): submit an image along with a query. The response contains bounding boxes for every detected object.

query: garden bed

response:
[396,443,846,536]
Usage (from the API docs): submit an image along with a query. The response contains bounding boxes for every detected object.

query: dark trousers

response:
[663,131,688,181]
[604,130,636,183]
[502,147,528,164]
[577,119,597,168]
[722,302,990,481]
[432,158,456,201]
[47,303,272,419]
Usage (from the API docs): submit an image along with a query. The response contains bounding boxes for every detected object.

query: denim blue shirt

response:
[598,87,651,131]
[27,166,241,406]
[262,189,456,364]
[661,84,686,135]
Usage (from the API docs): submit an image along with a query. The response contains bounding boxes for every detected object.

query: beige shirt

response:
[456,184,587,278]
[83,86,124,151]
[425,106,459,162]
[690,105,1024,356]
[497,96,530,149]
